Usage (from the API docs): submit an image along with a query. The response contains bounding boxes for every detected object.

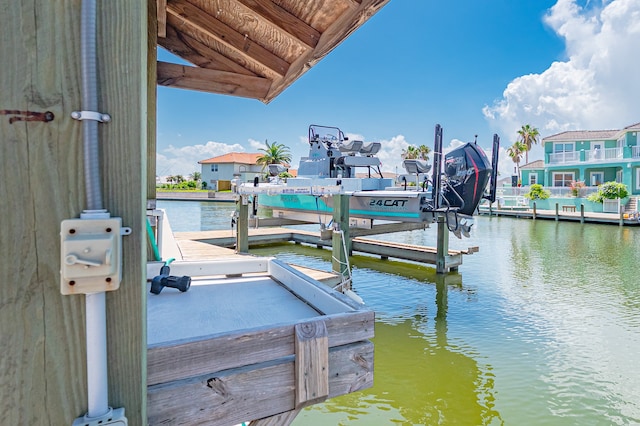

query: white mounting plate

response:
[60,217,123,295]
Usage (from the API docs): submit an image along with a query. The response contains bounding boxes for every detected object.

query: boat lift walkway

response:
[174,227,478,272]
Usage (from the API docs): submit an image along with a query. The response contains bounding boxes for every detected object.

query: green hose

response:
[146,217,161,261]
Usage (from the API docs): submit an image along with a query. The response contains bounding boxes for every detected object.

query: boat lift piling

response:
[331,194,351,277]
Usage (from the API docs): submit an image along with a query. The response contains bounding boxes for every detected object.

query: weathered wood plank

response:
[157,0,166,37]
[160,20,257,75]
[147,341,373,426]
[295,321,329,408]
[167,0,290,77]
[250,409,302,426]
[157,60,272,98]
[147,310,374,386]
[235,0,320,48]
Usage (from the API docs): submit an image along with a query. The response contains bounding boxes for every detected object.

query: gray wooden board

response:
[148,276,321,345]
[147,341,374,426]
[147,310,374,386]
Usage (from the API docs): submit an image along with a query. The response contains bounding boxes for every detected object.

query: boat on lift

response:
[236,124,499,238]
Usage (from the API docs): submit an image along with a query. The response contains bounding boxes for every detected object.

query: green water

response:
[159,201,640,425]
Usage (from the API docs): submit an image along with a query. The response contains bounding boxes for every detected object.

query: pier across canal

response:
[174,227,478,272]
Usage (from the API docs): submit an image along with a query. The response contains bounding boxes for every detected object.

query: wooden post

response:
[555,202,559,221]
[436,215,449,274]
[619,207,624,226]
[236,196,249,253]
[533,201,537,219]
[332,194,350,276]
[580,203,585,223]
[294,321,329,408]
[1,1,147,424]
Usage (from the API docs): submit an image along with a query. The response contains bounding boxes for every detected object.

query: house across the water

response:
[521,121,640,195]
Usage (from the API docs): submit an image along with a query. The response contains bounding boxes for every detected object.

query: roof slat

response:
[264,0,388,102]
[234,0,320,48]
[160,21,256,76]
[157,61,271,99]
[167,0,290,77]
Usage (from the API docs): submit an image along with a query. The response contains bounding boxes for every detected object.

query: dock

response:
[479,206,640,225]
[174,227,477,272]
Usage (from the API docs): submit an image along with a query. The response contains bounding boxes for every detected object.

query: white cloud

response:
[248,138,266,150]
[484,0,640,160]
[156,140,245,177]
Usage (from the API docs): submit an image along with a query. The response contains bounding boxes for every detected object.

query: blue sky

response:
[156,0,640,178]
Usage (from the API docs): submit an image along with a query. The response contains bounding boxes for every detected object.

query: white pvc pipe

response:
[86,292,109,418]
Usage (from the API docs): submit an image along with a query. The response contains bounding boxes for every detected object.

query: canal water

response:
[158,200,640,425]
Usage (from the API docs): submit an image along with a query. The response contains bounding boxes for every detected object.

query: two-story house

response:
[522,122,640,195]
[198,152,263,191]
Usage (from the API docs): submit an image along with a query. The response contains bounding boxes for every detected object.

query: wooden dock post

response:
[436,215,449,274]
[619,208,624,226]
[1,1,148,423]
[236,196,249,253]
[533,201,537,219]
[555,203,559,221]
[332,194,350,277]
[580,204,585,223]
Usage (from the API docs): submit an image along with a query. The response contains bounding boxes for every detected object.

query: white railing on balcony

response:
[633,145,640,158]
[548,151,580,164]
[587,147,622,161]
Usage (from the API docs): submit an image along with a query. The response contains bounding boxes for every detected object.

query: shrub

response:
[587,181,628,203]
[524,183,550,200]
[569,180,586,197]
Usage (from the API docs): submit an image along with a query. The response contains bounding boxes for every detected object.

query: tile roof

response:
[542,121,640,145]
[542,129,618,143]
[198,152,261,165]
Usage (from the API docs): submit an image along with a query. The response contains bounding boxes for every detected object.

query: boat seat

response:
[359,142,381,156]
[338,140,363,154]
[403,159,431,174]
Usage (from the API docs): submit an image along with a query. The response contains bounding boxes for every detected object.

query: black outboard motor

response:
[442,142,492,216]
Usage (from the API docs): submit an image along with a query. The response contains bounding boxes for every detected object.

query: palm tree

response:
[190,171,201,182]
[417,144,431,161]
[517,124,540,165]
[507,141,527,179]
[256,140,292,167]
[401,145,418,160]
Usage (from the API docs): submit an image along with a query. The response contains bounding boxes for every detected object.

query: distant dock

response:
[156,191,235,201]
[479,205,640,226]
[174,227,478,271]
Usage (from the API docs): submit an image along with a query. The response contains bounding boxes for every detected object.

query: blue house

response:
[521,122,640,195]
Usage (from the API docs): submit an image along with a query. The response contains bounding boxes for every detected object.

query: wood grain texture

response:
[295,321,329,407]
[147,341,373,425]
[1,0,147,423]
[157,61,271,98]
[167,0,290,76]
[147,310,373,385]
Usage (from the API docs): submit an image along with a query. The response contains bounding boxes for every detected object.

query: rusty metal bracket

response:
[0,109,54,124]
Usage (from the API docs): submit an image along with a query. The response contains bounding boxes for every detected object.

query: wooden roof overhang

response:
[156,0,390,103]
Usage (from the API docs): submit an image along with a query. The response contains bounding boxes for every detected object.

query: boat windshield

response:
[308,124,347,145]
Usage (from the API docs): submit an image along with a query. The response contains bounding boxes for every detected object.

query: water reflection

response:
[295,272,501,425]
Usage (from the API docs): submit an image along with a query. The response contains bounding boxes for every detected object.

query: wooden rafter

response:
[160,21,256,76]
[167,0,290,77]
[157,61,271,99]
[156,0,391,102]
[234,0,320,49]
